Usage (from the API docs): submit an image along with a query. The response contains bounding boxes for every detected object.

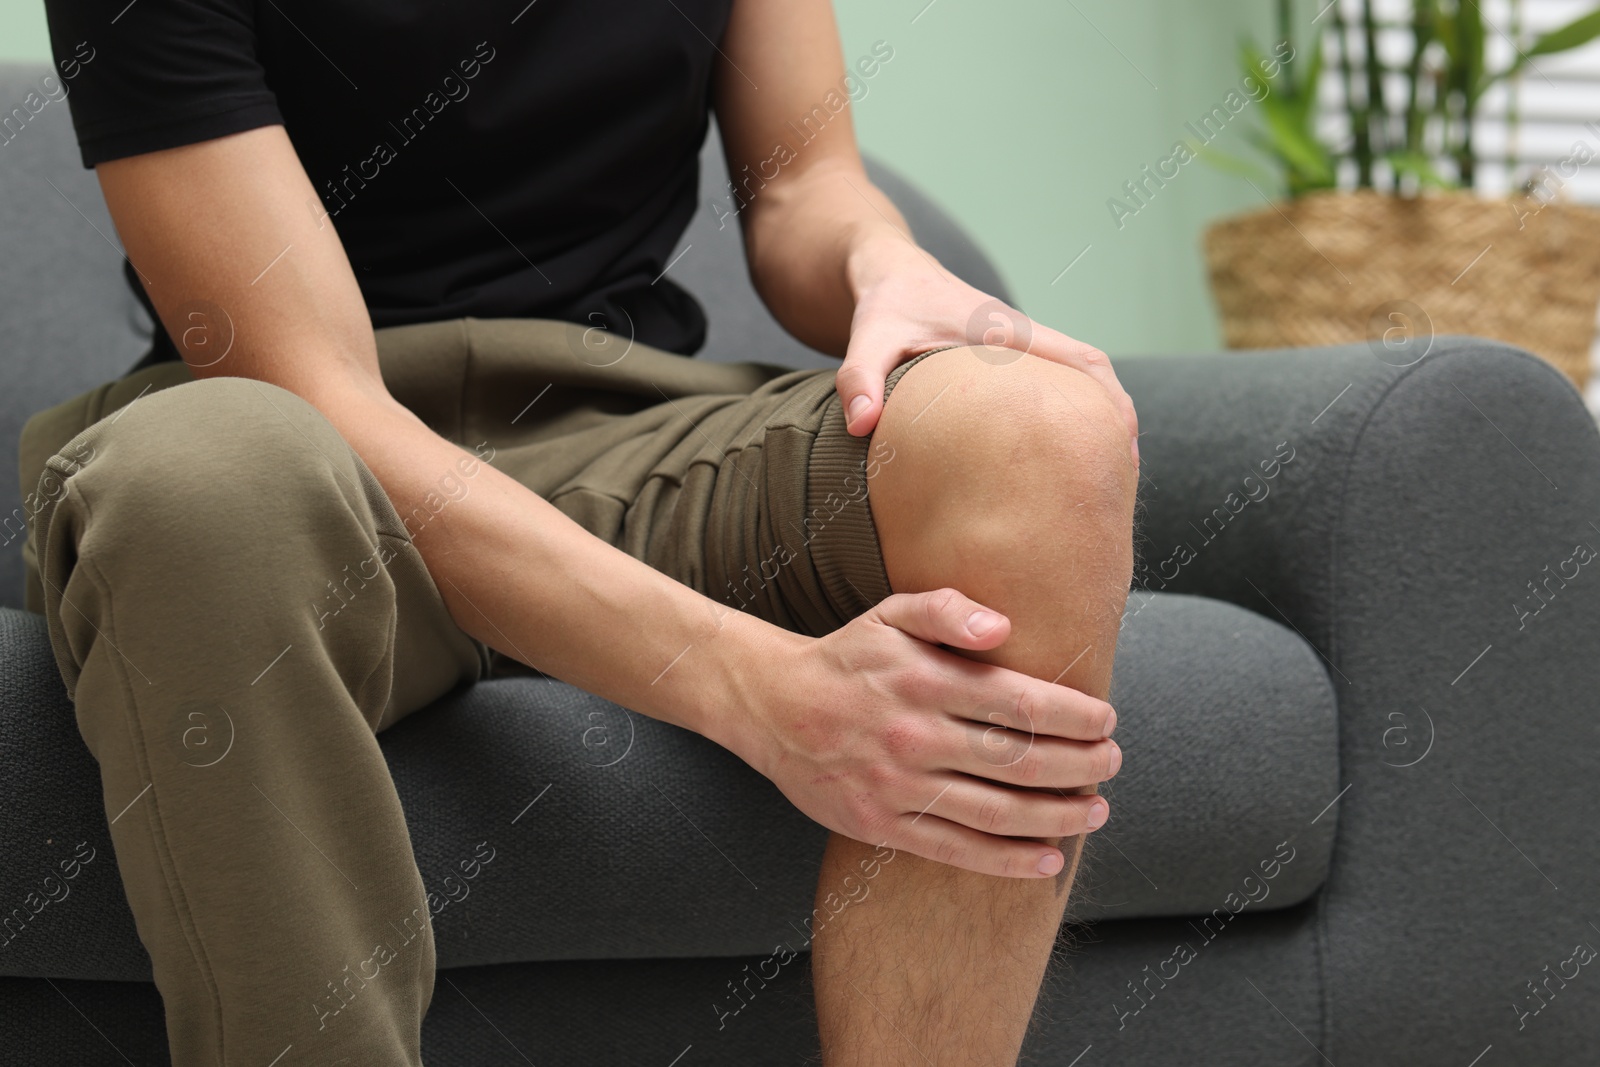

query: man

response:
[24,0,1140,1063]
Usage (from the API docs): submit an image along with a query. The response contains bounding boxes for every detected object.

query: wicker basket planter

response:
[1203,189,1600,388]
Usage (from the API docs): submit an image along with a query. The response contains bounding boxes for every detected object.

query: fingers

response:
[951,671,1118,742]
[871,586,1116,744]
[869,588,1011,652]
[923,777,1110,839]
[835,327,899,437]
[882,812,1071,879]
[953,728,1123,791]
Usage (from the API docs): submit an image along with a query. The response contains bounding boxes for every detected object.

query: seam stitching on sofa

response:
[1327,334,1583,675]
[1317,335,1573,1060]
[1318,346,1434,1064]
[1314,887,1332,1060]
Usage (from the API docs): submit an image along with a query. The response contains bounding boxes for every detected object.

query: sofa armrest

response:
[1115,337,1600,1064]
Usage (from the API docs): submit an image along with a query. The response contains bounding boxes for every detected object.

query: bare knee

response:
[867,346,1137,681]
[870,345,1138,560]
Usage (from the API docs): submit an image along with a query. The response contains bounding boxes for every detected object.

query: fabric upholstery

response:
[0,67,150,615]
[1116,338,1600,1065]
[0,587,1337,983]
[0,903,1330,1066]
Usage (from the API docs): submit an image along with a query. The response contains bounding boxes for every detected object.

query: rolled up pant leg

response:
[23,372,486,1065]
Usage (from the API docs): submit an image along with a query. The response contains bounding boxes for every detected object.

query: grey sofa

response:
[2,60,1597,1065]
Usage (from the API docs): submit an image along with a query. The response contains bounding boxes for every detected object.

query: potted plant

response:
[1203,0,1600,387]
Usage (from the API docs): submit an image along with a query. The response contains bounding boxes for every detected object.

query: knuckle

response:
[1001,729,1036,769]
[835,363,868,389]
[977,727,1022,768]
[928,587,962,622]
[1013,751,1044,786]
[932,836,968,869]
[879,716,927,758]
[895,664,942,707]
[1011,689,1040,733]
[978,792,1009,832]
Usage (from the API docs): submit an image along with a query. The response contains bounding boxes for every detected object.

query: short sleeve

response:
[43,0,283,168]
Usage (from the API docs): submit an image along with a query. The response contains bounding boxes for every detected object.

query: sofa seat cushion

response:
[0,591,1337,982]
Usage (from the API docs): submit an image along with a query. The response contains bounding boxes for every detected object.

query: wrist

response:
[688,605,808,777]
[843,224,928,303]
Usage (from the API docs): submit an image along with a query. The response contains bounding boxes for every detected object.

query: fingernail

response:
[847,395,871,425]
[1131,435,1140,467]
[967,610,1001,637]
[1087,801,1109,830]
[1107,745,1122,777]
[1038,852,1064,876]
[1105,707,1118,737]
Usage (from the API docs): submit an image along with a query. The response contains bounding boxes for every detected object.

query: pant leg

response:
[417,316,943,638]
[21,371,486,1066]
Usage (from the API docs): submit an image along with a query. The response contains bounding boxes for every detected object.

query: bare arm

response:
[97,119,1115,880]
[712,0,907,359]
[97,125,772,747]
[713,0,1140,457]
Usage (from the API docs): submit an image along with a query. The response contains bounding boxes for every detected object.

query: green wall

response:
[0,0,49,64]
[1,0,1274,355]
[835,0,1275,356]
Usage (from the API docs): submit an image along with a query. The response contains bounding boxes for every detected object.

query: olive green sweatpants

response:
[18,317,933,1066]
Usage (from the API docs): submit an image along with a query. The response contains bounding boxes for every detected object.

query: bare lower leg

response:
[812,347,1137,1066]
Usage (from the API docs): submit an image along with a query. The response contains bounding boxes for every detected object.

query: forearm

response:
[302,373,791,751]
[742,161,930,356]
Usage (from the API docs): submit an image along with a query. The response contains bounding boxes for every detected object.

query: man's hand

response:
[835,237,1141,470]
[731,587,1121,880]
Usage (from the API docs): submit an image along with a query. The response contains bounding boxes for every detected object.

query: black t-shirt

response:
[43,0,733,365]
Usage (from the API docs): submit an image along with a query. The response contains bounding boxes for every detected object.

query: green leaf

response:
[1386,150,1458,189]
[1259,98,1336,182]
[1273,34,1324,130]
[1238,37,1264,71]
[1495,9,1600,86]
[1526,8,1600,57]
[1458,0,1486,93]
[1433,2,1459,63]
[1289,33,1326,128]
[1192,140,1277,186]
[1288,168,1339,196]
[1239,39,1275,89]
[1221,31,1340,197]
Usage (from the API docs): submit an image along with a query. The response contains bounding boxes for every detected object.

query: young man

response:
[25,1,1140,1063]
